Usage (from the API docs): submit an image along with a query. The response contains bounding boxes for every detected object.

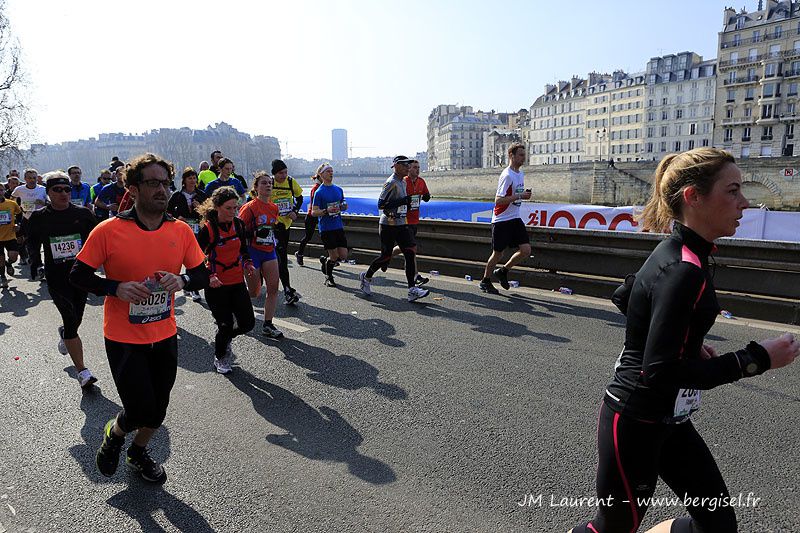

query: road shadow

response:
[227,369,396,485]
[0,283,48,318]
[365,290,569,342]
[274,338,407,400]
[67,382,123,483]
[175,327,216,375]
[281,303,405,348]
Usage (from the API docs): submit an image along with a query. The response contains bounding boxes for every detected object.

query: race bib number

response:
[186,218,200,234]
[21,200,35,213]
[256,224,275,246]
[396,204,408,216]
[129,289,172,324]
[673,388,702,418]
[49,233,81,263]
[326,201,341,216]
[275,198,292,215]
[0,210,10,225]
[410,195,421,210]
[70,198,84,207]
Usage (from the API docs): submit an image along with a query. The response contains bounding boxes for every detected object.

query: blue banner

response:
[345,197,493,222]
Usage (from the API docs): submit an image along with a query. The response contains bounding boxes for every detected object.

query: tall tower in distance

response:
[331,128,348,161]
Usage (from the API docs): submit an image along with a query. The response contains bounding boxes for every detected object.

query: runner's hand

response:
[209,274,223,288]
[287,211,298,221]
[116,281,151,303]
[759,333,800,369]
[244,260,256,275]
[521,190,532,200]
[699,344,718,359]
[155,271,183,294]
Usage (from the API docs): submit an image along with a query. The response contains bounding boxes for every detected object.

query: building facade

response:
[528,77,588,165]
[715,1,800,157]
[584,71,647,162]
[427,105,519,170]
[482,129,523,167]
[644,52,717,158]
[332,128,348,161]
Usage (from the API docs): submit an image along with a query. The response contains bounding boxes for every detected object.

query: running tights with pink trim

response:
[571,401,736,532]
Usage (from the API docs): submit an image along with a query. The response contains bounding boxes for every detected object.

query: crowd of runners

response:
[2,144,798,530]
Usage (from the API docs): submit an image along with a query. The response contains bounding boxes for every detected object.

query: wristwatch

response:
[180,274,190,287]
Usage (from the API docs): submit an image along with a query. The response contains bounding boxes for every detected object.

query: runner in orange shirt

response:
[70,153,209,484]
[238,171,283,338]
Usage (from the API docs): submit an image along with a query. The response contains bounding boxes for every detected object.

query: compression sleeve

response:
[642,262,760,389]
[69,259,120,296]
[182,262,209,292]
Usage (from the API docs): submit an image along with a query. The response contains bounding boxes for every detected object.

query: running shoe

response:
[479,278,500,294]
[380,264,388,272]
[96,418,124,477]
[57,326,68,355]
[493,267,510,290]
[324,276,336,288]
[408,286,430,302]
[262,321,284,339]
[190,290,202,302]
[126,446,167,484]
[213,355,232,375]
[37,266,45,281]
[0,275,7,289]
[359,271,372,296]
[4,262,12,276]
[77,368,97,388]
[295,251,304,266]
[284,289,300,305]
[415,274,429,287]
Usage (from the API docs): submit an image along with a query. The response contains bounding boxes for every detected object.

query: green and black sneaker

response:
[96,418,124,477]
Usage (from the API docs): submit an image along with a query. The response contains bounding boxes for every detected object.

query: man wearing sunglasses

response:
[70,153,209,484]
[26,171,98,388]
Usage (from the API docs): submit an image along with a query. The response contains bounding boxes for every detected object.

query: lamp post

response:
[596,128,608,161]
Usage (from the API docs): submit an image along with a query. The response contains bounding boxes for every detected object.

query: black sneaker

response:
[479,278,500,294]
[380,264,388,272]
[262,321,284,339]
[295,251,304,266]
[284,290,300,305]
[96,418,124,477]
[492,267,510,290]
[415,274,429,287]
[126,446,167,484]
[324,276,336,287]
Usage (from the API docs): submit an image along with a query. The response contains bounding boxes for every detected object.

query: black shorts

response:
[491,218,529,252]
[49,281,88,339]
[0,239,18,253]
[321,228,348,250]
[105,335,179,432]
[409,225,418,238]
[379,224,415,255]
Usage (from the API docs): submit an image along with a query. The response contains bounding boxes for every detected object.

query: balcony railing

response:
[723,75,760,85]
[762,135,774,140]
[720,35,764,48]
[742,136,751,142]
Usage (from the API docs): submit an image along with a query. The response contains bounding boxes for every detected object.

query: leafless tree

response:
[0,0,30,168]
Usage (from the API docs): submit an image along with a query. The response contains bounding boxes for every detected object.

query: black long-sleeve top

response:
[605,222,771,423]
[26,204,97,284]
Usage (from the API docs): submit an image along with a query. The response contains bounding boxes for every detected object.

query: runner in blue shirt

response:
[67,166,94,213]
[310,164,348,287]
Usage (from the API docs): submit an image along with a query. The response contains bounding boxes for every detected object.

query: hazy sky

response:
[8,0,731,159]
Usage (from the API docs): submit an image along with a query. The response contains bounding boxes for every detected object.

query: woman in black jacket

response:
[570,148,798,533]
[168,167,208,301]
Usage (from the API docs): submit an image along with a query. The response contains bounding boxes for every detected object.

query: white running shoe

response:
[214,356,232,374]
[57,326,68,355]
[190,291,202,302]
[77,368,97,388]
[408,286,430,302]
[359,271,372,296]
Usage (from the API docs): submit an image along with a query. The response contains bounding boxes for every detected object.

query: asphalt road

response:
[0,259,798,532]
